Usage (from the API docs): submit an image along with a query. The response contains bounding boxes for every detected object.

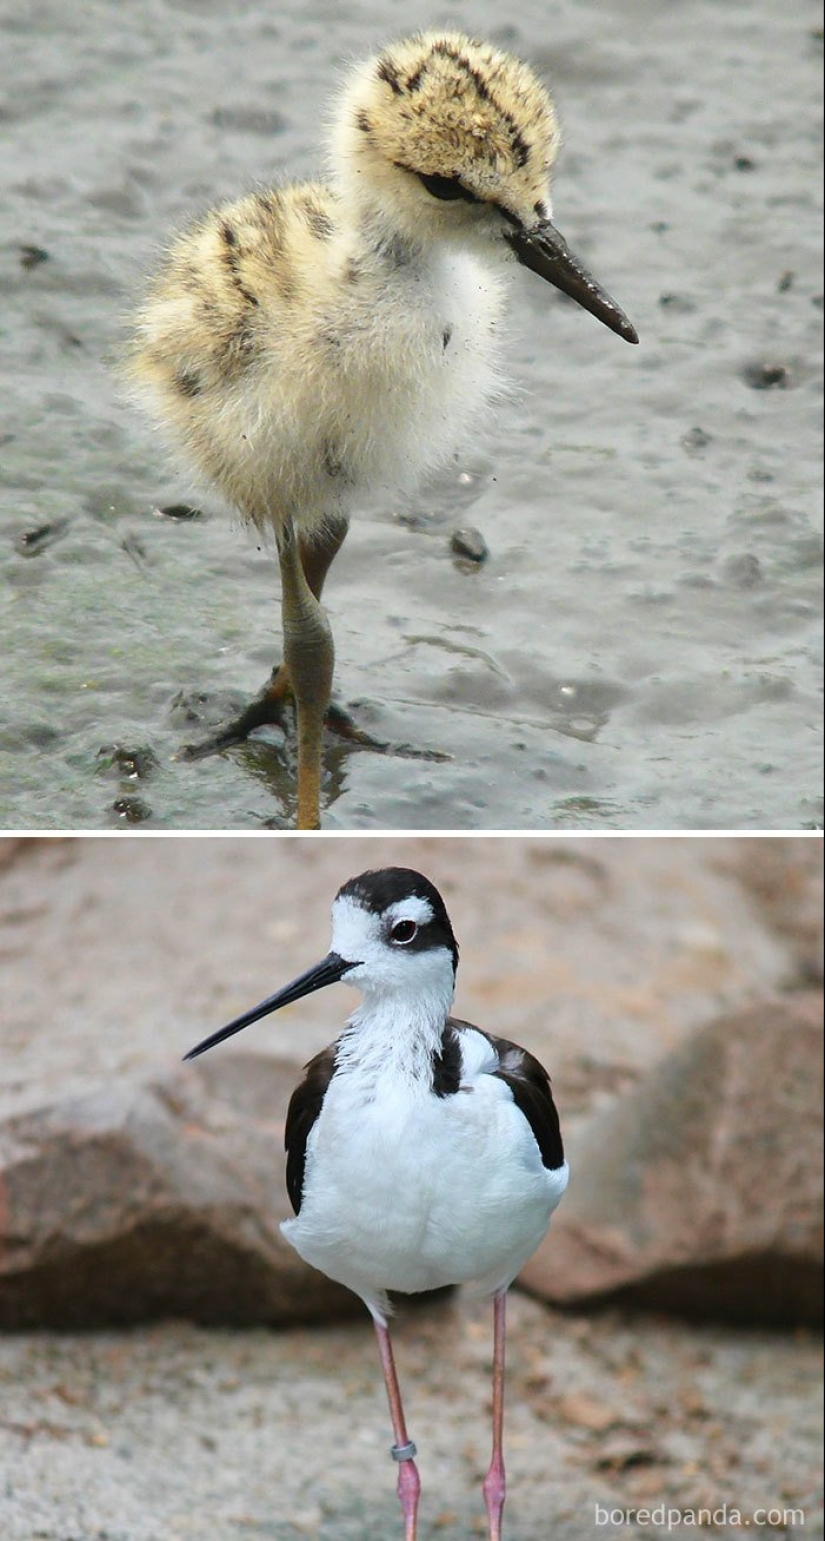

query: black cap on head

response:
[336,867,459,976]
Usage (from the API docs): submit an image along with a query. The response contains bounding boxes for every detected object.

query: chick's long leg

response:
[272,516,444,760]
[277,513,335,830]
[259,513,349,717]
[179,509,448,767]
[180,514,348,761]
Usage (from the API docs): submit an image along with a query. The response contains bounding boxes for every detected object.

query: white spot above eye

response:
[385,896,434,928]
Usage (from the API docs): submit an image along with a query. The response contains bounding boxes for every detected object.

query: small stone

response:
[111,796,153,824]
[96,744,160,781]
[450,527,488,564]
[554,1393,618,1433]
[742,361,791,390]
[596,1435,661,1472]
[681,426,712,453]
[152,503,204,521]
[20,244,50,269]
[14,519,70,556]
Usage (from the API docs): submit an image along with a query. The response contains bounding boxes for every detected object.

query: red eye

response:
[391,919,418,944]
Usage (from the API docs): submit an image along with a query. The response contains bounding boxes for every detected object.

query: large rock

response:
[716,838,824,986]
[521,994,824,1325]
[0,1053,359,1328]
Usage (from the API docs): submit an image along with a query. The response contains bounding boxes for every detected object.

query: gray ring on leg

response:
[390,1440,417,1462]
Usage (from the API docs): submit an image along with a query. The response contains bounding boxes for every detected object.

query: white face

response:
[330,893,455,1007]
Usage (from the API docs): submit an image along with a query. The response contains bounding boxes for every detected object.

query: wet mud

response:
[1,0,822,828]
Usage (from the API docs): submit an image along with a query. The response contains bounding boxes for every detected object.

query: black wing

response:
[284,1043,338,1213]
[448,1017,565,1171]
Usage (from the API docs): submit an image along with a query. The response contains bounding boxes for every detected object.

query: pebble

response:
[449,527,488,565]
[742,361,791,390]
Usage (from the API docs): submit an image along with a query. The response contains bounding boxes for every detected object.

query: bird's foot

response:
[175,669,450,764]
[325,701,450,763]
[176,677,291,761]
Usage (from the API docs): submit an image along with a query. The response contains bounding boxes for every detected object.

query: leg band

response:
[390,1441,417,1463]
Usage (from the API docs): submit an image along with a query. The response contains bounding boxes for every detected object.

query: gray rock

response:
[449,526,489,564]
[521,994,824,1325]
[0,1052,358,1328]
[717,837,824,984]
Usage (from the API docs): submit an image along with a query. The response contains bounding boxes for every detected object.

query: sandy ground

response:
[0,836,822,1539]
[1,0,822,829]
[2,1298,821,1541]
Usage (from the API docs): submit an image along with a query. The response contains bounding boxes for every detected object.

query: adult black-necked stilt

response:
[127,31,638,828]
[185,867,568,1540]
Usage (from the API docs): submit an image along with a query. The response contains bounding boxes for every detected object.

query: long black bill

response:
[505,219,639,344]
[183,951,356,1061]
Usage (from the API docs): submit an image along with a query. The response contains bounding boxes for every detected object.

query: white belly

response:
[281,1072,568,1306]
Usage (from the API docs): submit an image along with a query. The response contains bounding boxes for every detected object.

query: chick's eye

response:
[417,172,478,204]
[391,919,418,944]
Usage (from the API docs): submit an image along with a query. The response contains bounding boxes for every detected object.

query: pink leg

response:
[372,1314,421,1541]
[482,1290,508,1541]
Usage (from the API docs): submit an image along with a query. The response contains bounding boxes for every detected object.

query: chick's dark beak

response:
[183,951,357,1061]
[505,219,639,344]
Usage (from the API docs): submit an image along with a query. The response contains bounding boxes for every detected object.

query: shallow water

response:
[1,0,822,829]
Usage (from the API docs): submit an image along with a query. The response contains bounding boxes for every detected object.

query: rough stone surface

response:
[0,1053,357,1329]
[715,838,824,986]
[0,838,822,1538]
[522,995,824,1325]
[1,837,823,1330]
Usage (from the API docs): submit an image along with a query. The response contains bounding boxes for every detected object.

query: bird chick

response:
[125,31,638,828]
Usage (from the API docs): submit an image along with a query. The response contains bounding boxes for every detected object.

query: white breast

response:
[237,245,508,534]
[281,1046,568,1310]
